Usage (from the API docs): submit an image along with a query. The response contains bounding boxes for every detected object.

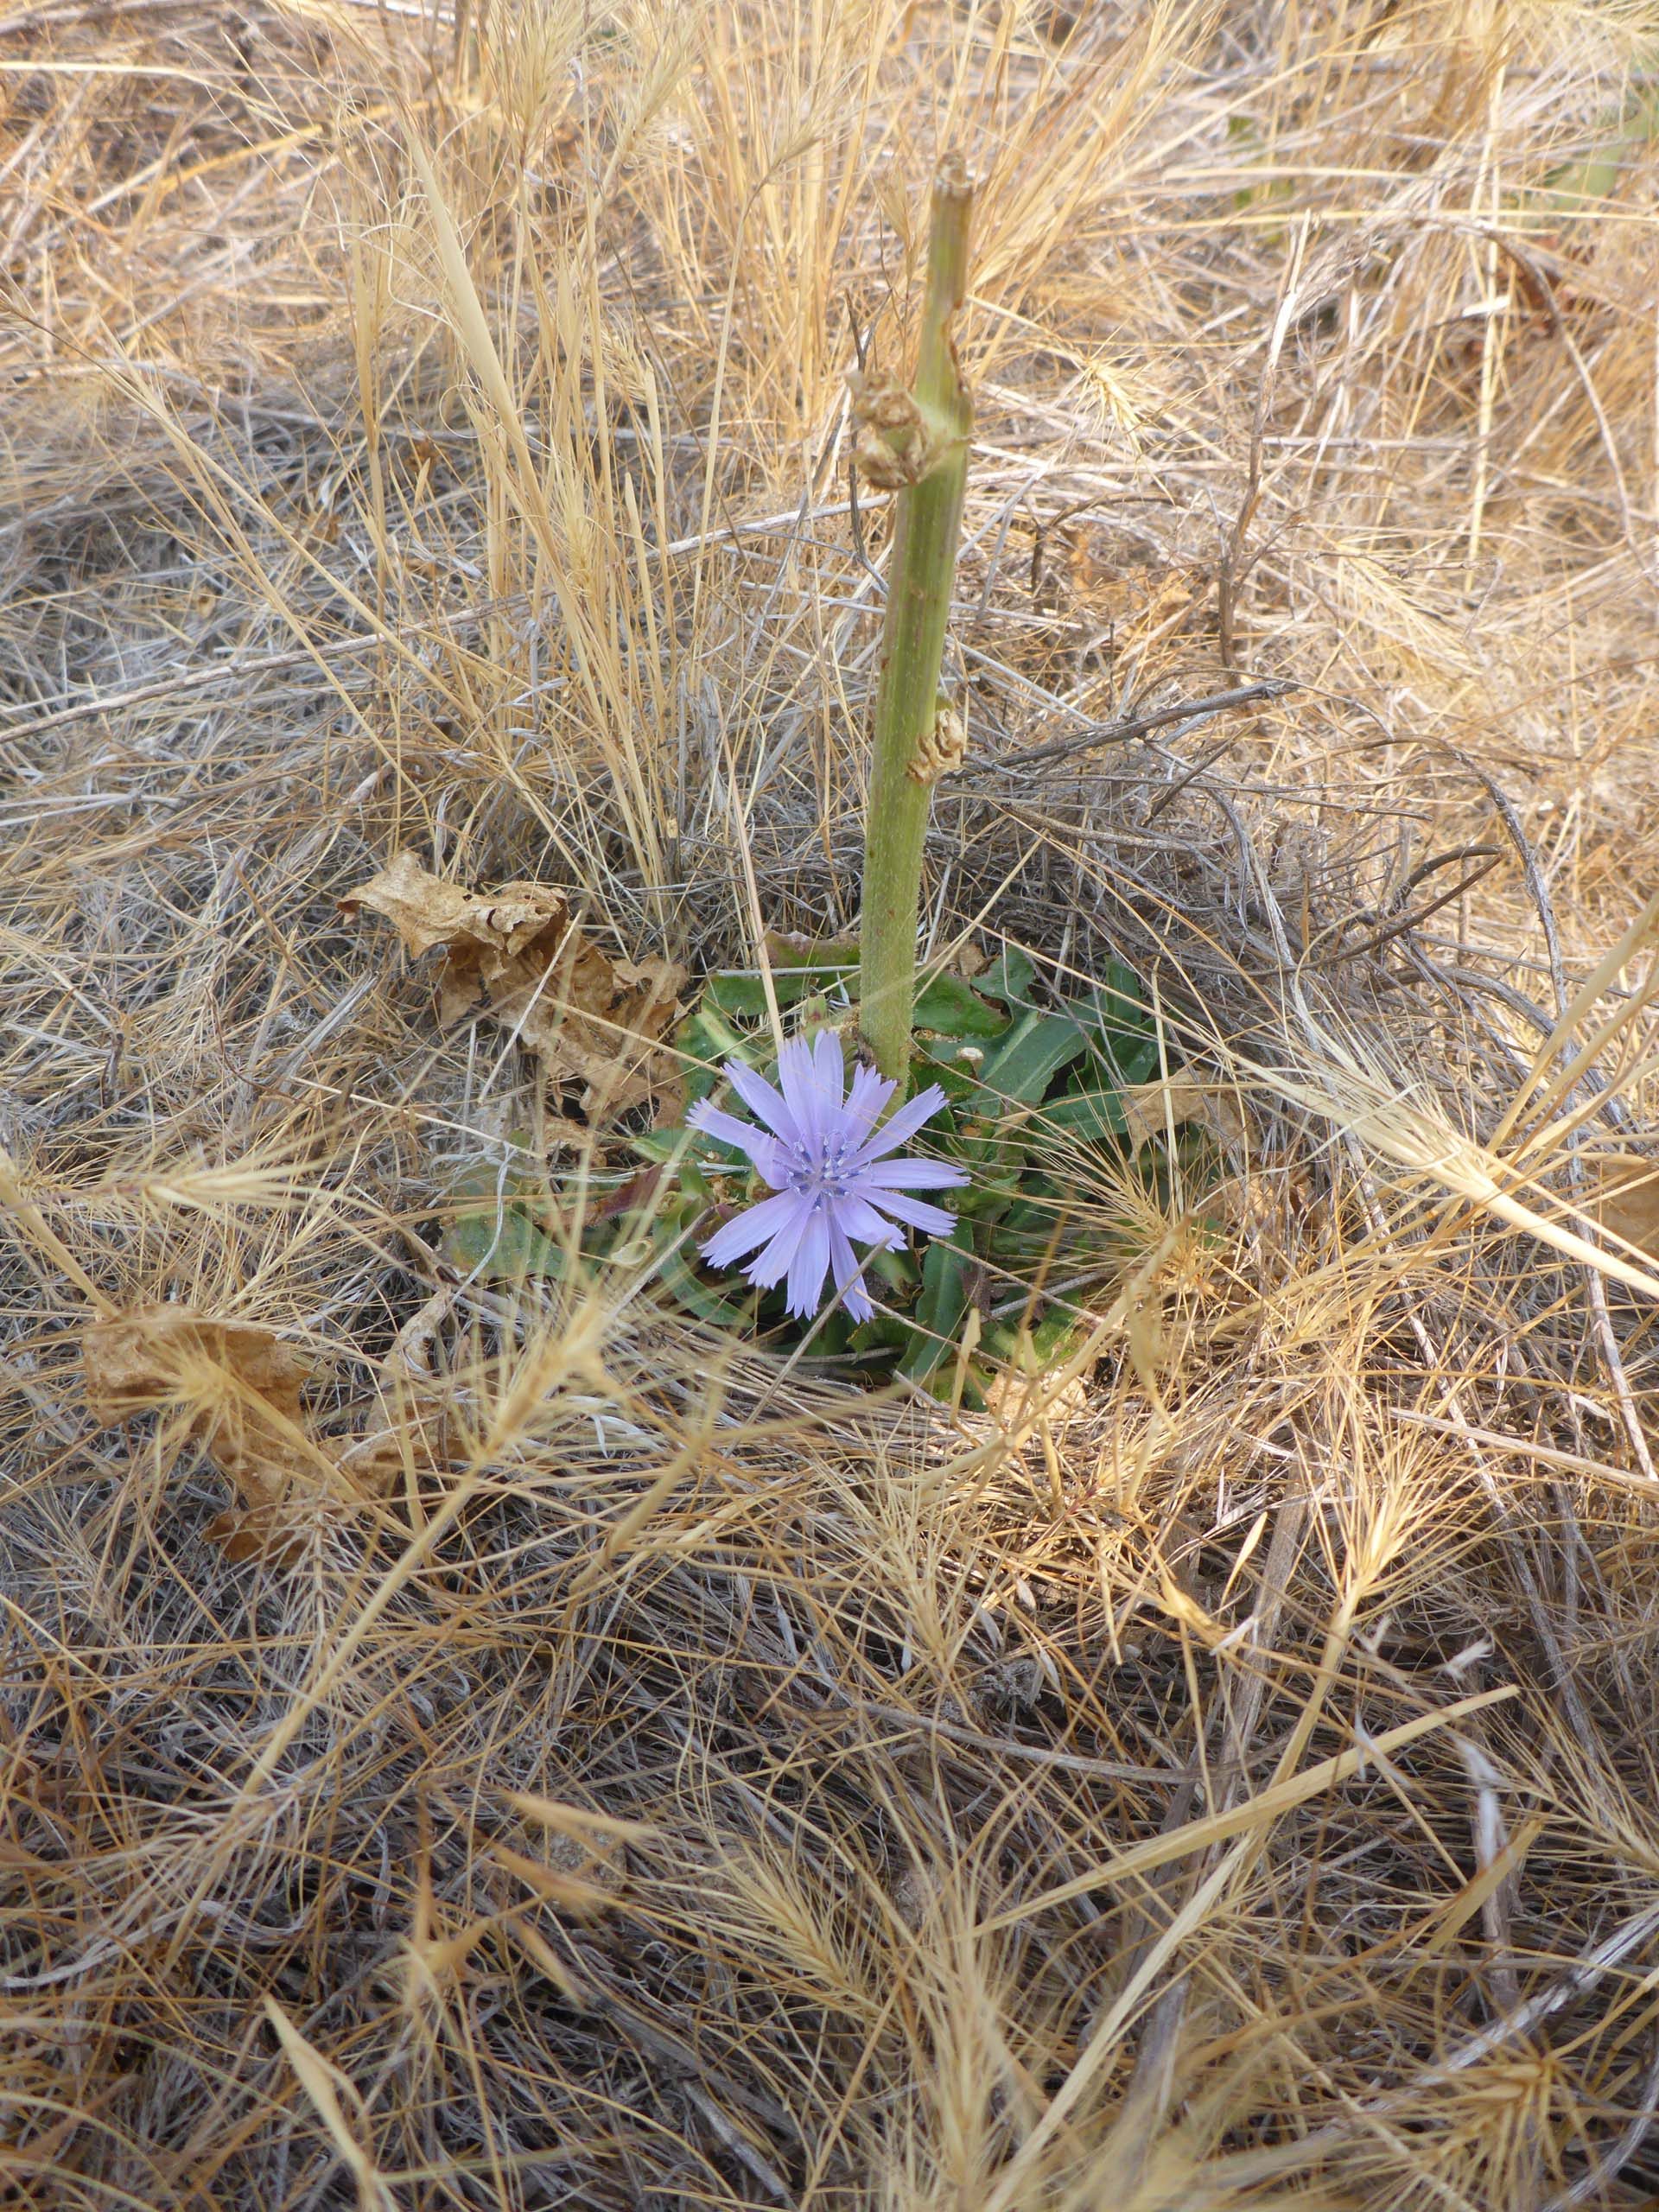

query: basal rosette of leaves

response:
[447,942,1192,1408]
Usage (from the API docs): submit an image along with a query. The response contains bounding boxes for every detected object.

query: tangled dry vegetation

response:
[7,0,1659,2204]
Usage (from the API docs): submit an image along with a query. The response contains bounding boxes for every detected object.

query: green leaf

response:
[849,1313,912,1357]
[1028,1306,1090,1364]
[1529,88,1659,220]
[706,971,772,1020]
[629,1127,687,1163]
[953,1161,1022,1221]
[1100,1037,1160,1087]
[649,1212,757,1329]
[976,947,1037,1007]
[677,1002,755,1104]
[1079,960,1148,1031]
[447,1202,567,1287]
[972,1011,1090,1109]
[1071,967,1158,1086]
[1039,1088,1133,1143]
[762,930,861,971]
[985,1192,1070,1258]
[982,1306,1087,1376]
[810,1307,855,1358]
[914,1046,993,1104]
[707,966,855,1020]
[678,1162,715,1203]
[912,972,1007,1038]
[901,1226,973,1381]
[694,1002,753,1060]
[867,1243,920,1298]
[445,1149,566,1284]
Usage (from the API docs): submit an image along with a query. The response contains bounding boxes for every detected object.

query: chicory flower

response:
[688,1033,967,1323]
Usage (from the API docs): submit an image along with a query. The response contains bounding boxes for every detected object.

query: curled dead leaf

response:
[1119,1077,1246,1152]
[337,1406,461,1497]
[344,853,685,1122]
[82,1307,390,1556]
[84,1306,310,1433]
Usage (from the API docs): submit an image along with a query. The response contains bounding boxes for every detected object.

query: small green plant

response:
[449,949,1194,1408]
[443,155,1209,1406]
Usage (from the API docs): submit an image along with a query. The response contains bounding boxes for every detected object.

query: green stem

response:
[857,154,974,1082]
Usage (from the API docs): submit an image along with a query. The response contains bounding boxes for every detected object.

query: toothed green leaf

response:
[912,972,1007,1038]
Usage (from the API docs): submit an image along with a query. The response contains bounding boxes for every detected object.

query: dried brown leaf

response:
[345,853,685,1121]
[84,1306,311,1433]
[82,1308,389,1554]
[1120,1077,1247,1151]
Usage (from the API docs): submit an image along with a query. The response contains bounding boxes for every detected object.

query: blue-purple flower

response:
[686,1033,968,1324]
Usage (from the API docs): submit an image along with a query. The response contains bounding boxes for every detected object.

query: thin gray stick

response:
[983,677,1296,779]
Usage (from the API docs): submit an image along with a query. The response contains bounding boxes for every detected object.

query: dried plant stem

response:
[857,155,973,1080]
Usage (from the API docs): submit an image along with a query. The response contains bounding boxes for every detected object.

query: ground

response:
[5,2,1659,2206]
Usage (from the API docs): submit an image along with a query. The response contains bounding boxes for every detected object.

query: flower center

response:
[787,1135,854,1202]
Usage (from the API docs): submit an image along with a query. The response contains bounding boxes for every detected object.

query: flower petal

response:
[848,1082,951,1166]
[775,1036,831,1157]
[686,1102,785,1181]
[828,1216,874,1325]
[812,1028,847,1109]
[785,1202,832,1318]
[829,1192,906,1249]
[701,1188,809,1270]
[742,1192,816,1289]
[839,1063,895,1150]
[868,1189,958,1237]
[852,1155,969,1192]
[719,1058,802,1149]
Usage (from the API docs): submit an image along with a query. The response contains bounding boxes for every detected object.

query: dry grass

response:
[5,0,1659,2203]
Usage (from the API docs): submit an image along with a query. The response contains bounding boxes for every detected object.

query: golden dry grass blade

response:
[263,1998,399,2212]
[980,1681,1518,1932]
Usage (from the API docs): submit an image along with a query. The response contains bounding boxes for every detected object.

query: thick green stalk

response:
[857,155,974,1081]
